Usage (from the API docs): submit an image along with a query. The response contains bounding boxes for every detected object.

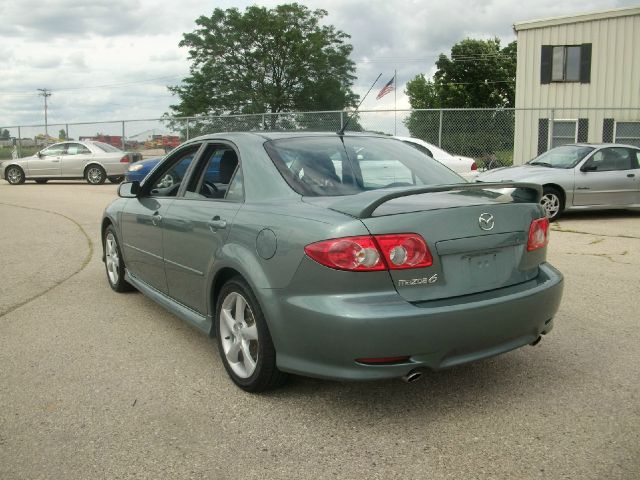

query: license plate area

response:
[464,250,504,289]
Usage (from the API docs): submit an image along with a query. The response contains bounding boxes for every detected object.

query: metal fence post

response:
[121,121,126,150]
[340,111,344,130]
[438,109,443,147]
[262,114,266,130]
[186,118,190,140]
[65,124,69,141]
[549,109,555,150]
[17,126,22,158]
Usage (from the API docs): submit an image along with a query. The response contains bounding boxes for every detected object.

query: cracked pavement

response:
[0,181,638,480]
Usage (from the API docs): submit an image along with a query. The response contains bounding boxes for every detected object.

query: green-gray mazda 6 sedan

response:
[101,132,564,392]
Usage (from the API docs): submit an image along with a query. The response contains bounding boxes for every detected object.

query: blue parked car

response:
[125,153,221,186]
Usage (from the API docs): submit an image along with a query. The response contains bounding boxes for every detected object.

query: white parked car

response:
[0,140,140,185]
[394,136,479,181]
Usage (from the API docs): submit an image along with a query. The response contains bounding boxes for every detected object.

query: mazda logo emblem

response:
[478,213,495,231]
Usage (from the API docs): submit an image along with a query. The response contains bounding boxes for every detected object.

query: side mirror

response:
[581,164,597,172]
[118,181,140,198]
[37,151,43,158]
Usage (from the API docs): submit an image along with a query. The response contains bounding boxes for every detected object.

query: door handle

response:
[52,159,60,163]
[627,173,635,178]
[208,216,227,231]
[151,213,162,226]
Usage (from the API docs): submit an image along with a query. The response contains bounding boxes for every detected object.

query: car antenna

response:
[337,73,382,136]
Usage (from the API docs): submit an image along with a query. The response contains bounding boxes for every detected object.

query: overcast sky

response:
[0,0,635,133]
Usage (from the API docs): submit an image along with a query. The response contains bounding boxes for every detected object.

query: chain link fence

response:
[3,108,639,169]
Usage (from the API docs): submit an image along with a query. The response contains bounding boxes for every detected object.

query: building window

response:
[541,44,591,84]
[614,122,640,147]
[551,120,577,148]
[551,46,581,81]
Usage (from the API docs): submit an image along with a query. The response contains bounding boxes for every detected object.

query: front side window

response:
[583,148,633,172]
[551,120,577,148]
[265,136,463,197]
[528,145,594,169]
[40,144,66,156]
[615,122,640,147]
[147,147,199,197]
[185,145,241,200]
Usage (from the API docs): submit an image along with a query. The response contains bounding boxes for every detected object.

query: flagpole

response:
[394,69,397,135]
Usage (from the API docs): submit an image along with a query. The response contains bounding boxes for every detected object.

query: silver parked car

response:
[477,144,640,220]
[0,140,139,185]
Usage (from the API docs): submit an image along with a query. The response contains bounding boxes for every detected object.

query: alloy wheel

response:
[87,167,104,184]
[105,232,120,285]
[540,193,560,219]
[7,167,24,184]
[219,292,259,379]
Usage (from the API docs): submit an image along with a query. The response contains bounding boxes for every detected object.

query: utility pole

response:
[37,88,52,138]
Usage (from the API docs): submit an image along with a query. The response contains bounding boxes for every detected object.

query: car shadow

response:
[559,209,639,221]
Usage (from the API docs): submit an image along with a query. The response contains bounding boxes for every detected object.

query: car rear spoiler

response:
[326,182,543,218]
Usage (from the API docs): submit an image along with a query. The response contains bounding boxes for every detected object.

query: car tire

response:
[86,165,107,185]
[541,186,564,222]
[34,179,48,184]
[5,165,25,185]
[215,277,287,392]
[108,176,124,184]
[104,225,135,293]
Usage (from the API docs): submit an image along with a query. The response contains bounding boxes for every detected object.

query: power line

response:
[0,75,184,97]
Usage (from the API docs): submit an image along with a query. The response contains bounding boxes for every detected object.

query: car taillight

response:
[120,155,130,163]
[527,217,549,251]
[374,234,432,269]
[471,162,478,171]
[304,236,385,271]
[304,233,432,271]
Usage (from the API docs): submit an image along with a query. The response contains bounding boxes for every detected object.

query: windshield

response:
[93,141,122,153]
[528,145,594,169]
[264,136,463,197]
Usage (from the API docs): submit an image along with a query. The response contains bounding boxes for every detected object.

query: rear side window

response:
[93,142,121,153]
[264,136,462,197]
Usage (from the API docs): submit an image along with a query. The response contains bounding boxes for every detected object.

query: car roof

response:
[569,142,640,149]
[188,131,390,143]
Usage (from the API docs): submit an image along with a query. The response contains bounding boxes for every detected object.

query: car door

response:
[27,144,65,177]
[60,142,94,177]
[120,144,202,293]
[573,147,638,206]
[162,144,243,315]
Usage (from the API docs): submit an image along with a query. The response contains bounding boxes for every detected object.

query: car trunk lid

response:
[303,183,545,302]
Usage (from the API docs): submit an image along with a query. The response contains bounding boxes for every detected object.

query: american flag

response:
[376,75,395,100]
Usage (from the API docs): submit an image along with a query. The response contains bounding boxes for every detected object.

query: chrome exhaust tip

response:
[401,369,423,383]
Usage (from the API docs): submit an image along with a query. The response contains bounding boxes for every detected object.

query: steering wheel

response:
[201,181,219,197]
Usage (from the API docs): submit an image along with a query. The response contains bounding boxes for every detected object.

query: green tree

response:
[404,38,516,158]
[0,129,10,140]
[58,129,66,140]
[168,3,358,130]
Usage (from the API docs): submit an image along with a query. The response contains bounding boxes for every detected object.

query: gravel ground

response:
[0,180,638,480]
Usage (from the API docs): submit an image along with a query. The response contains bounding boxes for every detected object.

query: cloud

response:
[0,0,637,127]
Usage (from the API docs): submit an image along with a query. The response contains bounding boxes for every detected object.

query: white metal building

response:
[512,6,640,164]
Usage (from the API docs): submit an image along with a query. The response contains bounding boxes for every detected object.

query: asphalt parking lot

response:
[0,181,638,479]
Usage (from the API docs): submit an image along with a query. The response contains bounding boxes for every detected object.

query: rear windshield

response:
[93,141,122,153]
[264,136,463,197]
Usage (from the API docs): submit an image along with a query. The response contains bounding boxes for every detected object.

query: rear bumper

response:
[261,263,563,381]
